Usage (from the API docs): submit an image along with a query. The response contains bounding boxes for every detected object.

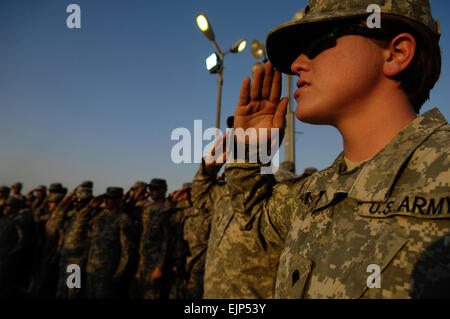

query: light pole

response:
[196,13,247,129]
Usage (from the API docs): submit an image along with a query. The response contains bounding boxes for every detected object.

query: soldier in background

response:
[0,197,34,297]
[0,186,10,215]
[122,181,149,298]
[56,188,94,299]
[133,178,173,299]
[191,135,284,298]
[172,183,211,299]
[31,185,47,211]
[30,193,65,298]
[84,187,134,299]
[11,182,25,203]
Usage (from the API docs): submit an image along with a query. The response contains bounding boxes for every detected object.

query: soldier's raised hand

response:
[234,61,288,144]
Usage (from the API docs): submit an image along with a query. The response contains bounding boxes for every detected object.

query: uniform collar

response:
[306,108,447,211]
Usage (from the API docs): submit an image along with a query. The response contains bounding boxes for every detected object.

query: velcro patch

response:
[356,194,450,219]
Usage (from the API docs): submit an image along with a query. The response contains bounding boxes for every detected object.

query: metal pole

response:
[284,74,296,170]
[216,66,223,129]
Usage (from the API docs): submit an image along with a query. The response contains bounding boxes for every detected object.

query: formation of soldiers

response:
[0,161,315,299]
[0,179,213,299]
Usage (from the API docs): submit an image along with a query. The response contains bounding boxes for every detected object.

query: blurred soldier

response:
[0,198,25,297]
[11,182,25,202]
[80,181,93,190]
[227,0,449,298]
[84,187,134,299]
[121,181,149,298]
[49,183,64,196]
[56,188,94,299]
[32,185,47,210]
[132,179,173,299]
[0,186,10,215]
[30,193,65,298]
[191,135,283,298]
[173,183,211,299]
[24,193,35,209]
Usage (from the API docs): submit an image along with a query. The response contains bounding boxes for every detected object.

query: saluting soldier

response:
[226,0,449,298]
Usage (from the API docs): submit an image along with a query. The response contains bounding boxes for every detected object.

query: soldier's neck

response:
[335,91,416,162]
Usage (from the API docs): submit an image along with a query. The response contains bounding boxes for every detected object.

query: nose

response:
[290,53,311,76]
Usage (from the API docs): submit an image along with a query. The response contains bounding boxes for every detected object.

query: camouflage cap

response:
[0,186,10,193]
[182,182,193,189]
[266,0,441,74]
[49,183,64,193]
[148,178,167,190]
[132,181,147,190]
[280,161,295,173]
[11,182,22,189]
[34,185,47,192]
[5,197,23,206]
[76,187,93,201]
[103,187,124,199]
[80,181,93,189]
[48,193,65,203]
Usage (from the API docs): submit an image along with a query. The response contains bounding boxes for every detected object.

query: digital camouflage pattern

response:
[134,199,172,299]
[181,205,211,299]
[85,208,134,298]
[192,162,286,298]
[225,108,450,298]
[0,209,27,297]
[56,205,95,299]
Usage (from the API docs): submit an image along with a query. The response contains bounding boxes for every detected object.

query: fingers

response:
[269,69,282,102]
[261,62,274,100]
[250,66,264,101]
[237,77,251,107]
[273,98,289,129]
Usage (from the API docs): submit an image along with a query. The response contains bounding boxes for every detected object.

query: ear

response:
[383,33,416,77]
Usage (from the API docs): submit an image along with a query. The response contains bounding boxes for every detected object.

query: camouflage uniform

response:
[0,198,30,297]
[133,199,172,299]
[181,204,211,299]
[226,108,450,298]
[191,162,284,298]
[84,208,134,299]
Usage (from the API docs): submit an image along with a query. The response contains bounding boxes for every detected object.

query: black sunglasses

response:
[302,25,396,59]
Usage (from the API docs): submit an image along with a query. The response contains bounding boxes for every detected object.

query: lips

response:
[294,79,311,99]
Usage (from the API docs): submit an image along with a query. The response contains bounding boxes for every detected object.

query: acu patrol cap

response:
[11,182,22,189]
[80,181,93,189]
[34,185,47,192]
[103,187,124,199]
[49,183,64,193]
[266,0,441,75]
[132,181,147,190]
[182,182,192,189]
[148,178,167,190]
[0,186,10,193]
[76,187,93,202]
[280,161,295,173]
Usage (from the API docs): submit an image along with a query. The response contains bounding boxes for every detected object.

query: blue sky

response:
[1,0,449,194]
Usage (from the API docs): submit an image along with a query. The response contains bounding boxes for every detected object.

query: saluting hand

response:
[234,61,288,144]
